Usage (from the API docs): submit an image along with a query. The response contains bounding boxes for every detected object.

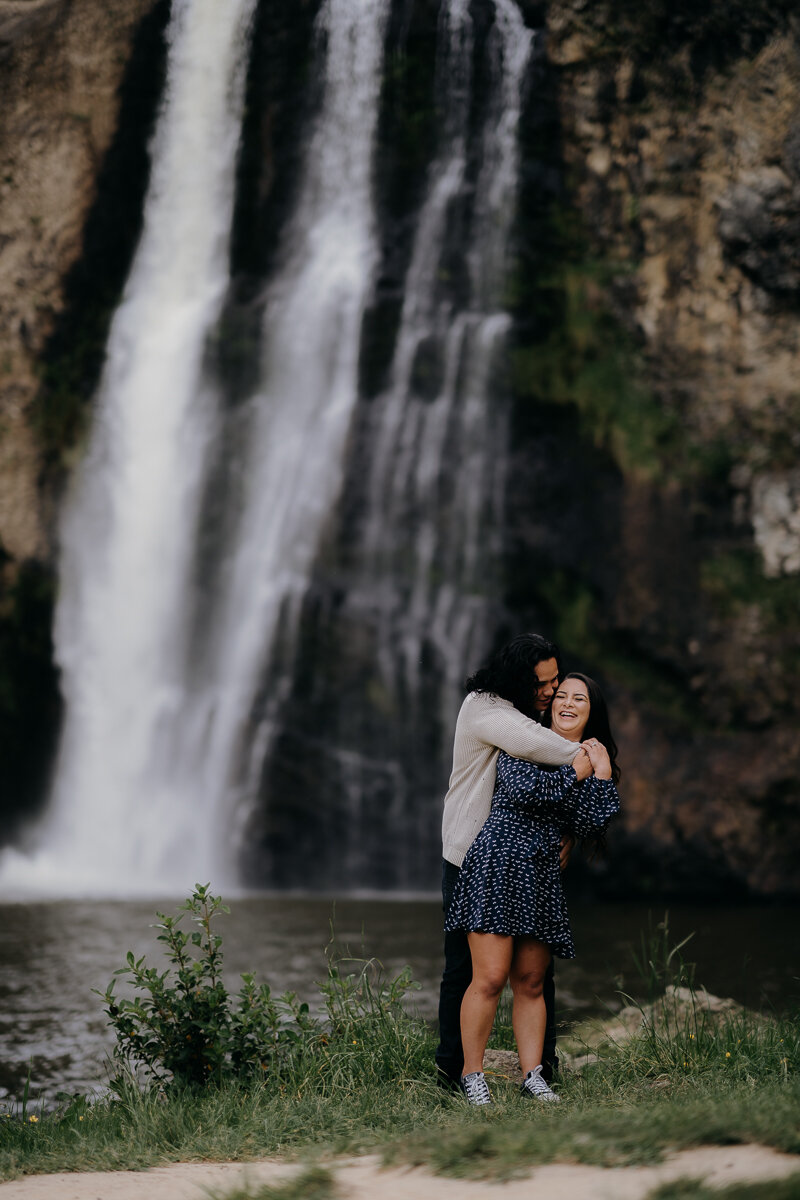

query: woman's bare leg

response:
[509,937,552,1075]
[460,932,513,1075]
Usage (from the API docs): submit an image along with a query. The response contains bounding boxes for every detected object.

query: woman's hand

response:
[572,746,593,781]
[581,739,611,780]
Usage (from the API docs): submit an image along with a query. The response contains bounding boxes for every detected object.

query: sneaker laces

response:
[521,1064,560,1102]
[461,1070,492,1105]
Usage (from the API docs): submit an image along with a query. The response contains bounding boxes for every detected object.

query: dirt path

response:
[0,1146,798,1200]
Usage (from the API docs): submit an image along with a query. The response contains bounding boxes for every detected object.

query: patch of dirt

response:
[0,1146,799,1200]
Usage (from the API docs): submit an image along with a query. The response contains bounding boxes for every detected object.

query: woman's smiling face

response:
[550,677,591,741]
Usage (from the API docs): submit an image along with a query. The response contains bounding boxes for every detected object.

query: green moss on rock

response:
[700,550,800,632]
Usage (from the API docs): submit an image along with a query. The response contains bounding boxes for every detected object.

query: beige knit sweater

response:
[441,691,580,867]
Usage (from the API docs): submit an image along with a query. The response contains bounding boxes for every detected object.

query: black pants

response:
[435,858,558,1084]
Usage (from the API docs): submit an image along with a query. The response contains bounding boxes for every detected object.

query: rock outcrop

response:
[486,985,760,1079]
[0,0,163,559]
[502,1,800,896]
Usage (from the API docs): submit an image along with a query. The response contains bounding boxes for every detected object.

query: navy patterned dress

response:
[445,752,620,958]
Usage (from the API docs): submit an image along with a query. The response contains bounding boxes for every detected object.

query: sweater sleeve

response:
[464,694,579,766]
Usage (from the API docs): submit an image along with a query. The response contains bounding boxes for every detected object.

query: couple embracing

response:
[436,633,621,1106]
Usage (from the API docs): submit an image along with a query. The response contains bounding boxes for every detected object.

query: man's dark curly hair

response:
[465,633,562,720]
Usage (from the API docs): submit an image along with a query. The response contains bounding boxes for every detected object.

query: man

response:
[435,633,591,1089]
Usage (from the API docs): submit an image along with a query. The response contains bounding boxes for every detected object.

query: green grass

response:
[207,1167,336,1200]
[386,1076,800,1180]
[647,1175,800,1200]
[1,901,797,1184]
[1,1005,797,1183]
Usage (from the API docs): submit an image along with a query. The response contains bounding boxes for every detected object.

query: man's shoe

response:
[436,1067,463,1094]
[520,1064,560,1102]
[460,1070,493,1106]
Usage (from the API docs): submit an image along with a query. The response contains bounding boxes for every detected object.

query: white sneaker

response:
[521,1065,560,1102]
[460,1070,493,1106]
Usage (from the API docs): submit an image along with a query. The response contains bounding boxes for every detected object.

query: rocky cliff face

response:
[0,0,798,895]
[507,0,800,895]
[0,0,165,829]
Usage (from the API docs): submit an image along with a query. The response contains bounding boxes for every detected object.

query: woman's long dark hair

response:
[546,671,621,785]
[465,634,562,721]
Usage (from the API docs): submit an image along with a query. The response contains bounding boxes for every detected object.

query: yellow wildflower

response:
[725,1052,731,1058]
[28,1115,38,1123]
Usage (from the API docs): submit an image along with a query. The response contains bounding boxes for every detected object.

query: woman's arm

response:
[495,752,581,813]
[563,775,621,837]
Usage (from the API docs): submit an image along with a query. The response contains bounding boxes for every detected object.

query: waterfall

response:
[1,0,392,896]
[253,0,535,889]
[0,0,258,893]
[356,0,532,715]
[2,0,533,895]
[179,0,391,872]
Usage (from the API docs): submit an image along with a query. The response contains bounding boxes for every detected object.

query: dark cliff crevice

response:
[228,0,325,300]
[0,555,61,843]
[192,0,328,632]
[359,0,442,401]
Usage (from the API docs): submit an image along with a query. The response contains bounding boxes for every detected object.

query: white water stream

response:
[356,0,532,726]
[2,0,531,896]
[3,0,389,894]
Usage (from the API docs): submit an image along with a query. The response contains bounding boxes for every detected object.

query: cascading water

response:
[184,0,392,871]
[1,0,391,895]
[359,0,532,721]
[251,0,535,888]
[2,0,534,895]
[0,0,258,893]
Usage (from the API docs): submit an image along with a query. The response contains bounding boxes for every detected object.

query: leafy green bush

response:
[99,884,425,1092]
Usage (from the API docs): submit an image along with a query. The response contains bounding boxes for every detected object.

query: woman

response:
[445,673,620,1105]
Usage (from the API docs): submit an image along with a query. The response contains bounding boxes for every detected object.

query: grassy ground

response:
[1,902,797,1184]
[1,1004,797,1182]
[646,1177,800,1200]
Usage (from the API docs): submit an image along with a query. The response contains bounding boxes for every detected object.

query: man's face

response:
[533,657,560,713]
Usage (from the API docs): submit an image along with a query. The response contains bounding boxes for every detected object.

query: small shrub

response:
[98,884,426,1093]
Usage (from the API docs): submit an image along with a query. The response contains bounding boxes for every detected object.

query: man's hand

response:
[582,739,612,780]
[572,746,592,781]
[559,835,575,871]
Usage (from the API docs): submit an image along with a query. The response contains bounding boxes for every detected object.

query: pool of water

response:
[1,894,796,1101]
